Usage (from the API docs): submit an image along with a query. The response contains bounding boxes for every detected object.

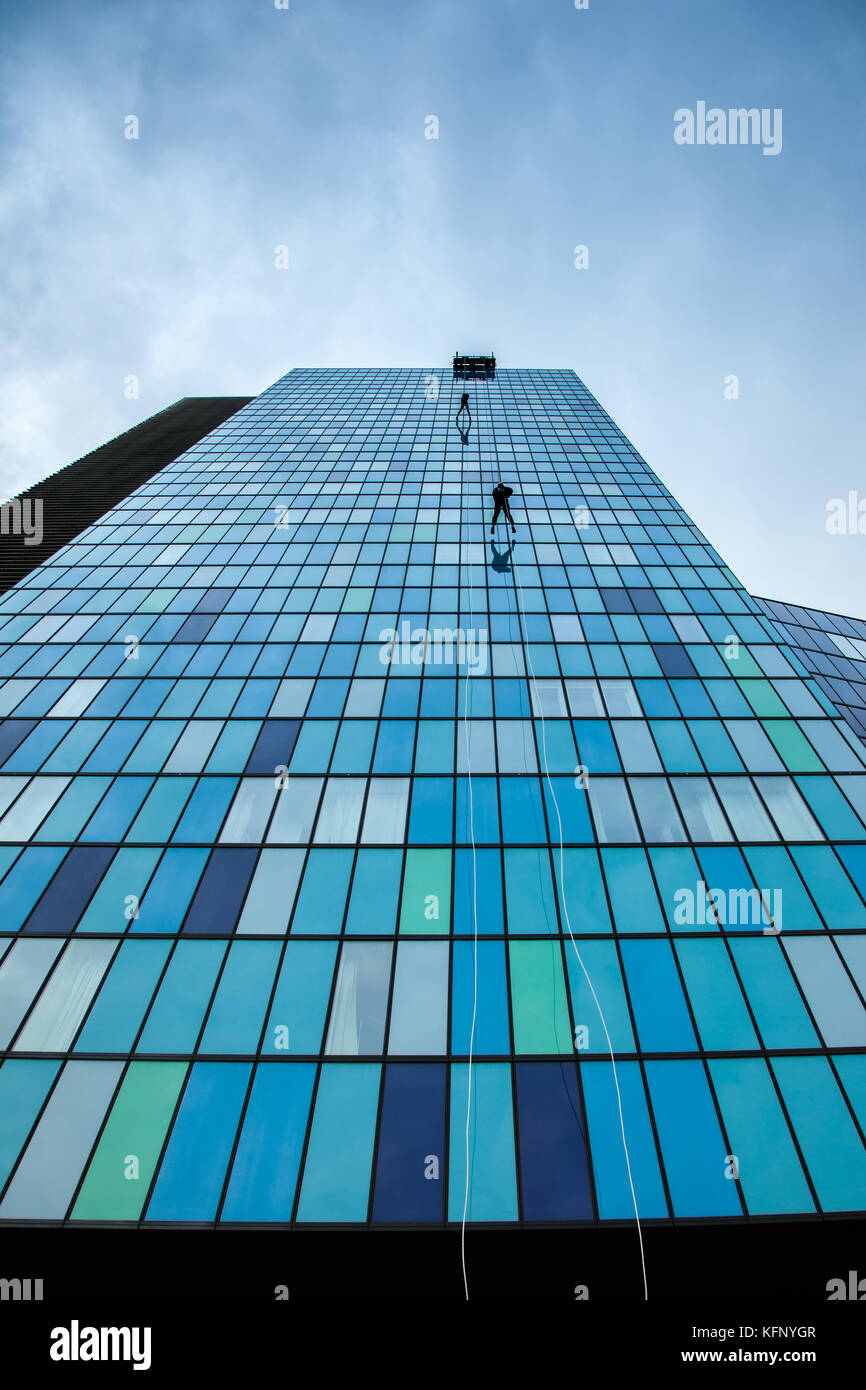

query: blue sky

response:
[1,0,865,612]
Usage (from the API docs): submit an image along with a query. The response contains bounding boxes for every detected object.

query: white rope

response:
[459,378,480,1302]
[488,390,649,1302]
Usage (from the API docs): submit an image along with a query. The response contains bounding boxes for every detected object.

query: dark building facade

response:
[0,397,252,593]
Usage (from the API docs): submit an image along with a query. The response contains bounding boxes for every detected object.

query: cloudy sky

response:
[1,0,864,613]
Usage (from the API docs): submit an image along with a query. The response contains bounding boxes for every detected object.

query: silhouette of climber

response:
[490,538,514,573]
[490,481,516,535]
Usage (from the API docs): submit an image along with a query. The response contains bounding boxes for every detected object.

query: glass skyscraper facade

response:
[754,596,866,750]
[1,365,865,1234]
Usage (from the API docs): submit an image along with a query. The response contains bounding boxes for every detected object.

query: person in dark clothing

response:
[490,481,516,534]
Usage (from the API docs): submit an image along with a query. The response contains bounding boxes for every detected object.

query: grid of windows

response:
[0,367,865,1227]
[756,596,866,750]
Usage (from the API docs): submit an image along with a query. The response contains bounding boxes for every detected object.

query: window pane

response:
[13,940,116,1052]
[360,778,409,844]
[753,776,823,841]
[266,778,323,844]
[325,942,392,1054]
[714,778,778,841]
[671,777,732,843]
[313,777,366,844]
[587,778,640,843]
[565,679,604,716]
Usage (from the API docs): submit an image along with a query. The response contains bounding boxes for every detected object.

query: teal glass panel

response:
[296,1062,380,1221]
[199,941,282,1053]
[290,848,352,933]
[136,941,226,1052]
[580,1060,667,1218]
[265,940,338,1055]
[674,939,758,1049]
[344,848,402,933]
[447,1062,518,1221]
[76,848,161,933]
[708,1058,815,1214]
[601,847,665,933]
[565,938,635,1052]
[75,939,171,1052]
[772,1057,866,1212]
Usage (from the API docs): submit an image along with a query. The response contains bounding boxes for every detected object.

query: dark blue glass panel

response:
[22,846,114,934]
[653,644,698,678]
[372,1063,446,1222]
[0,719,38,766]
[182,848,259,935]
[515,1061,593,1220]
[244,719,300,774]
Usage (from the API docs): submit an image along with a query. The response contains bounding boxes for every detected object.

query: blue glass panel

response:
[172,777,237,842]
[388,942,448,1053]
[290,848,352,933]
[453,848,503,934]
[565,939,635,1051]
[220,1062,315,1221]
[504,848,558,934]
[344,848,401,933]
[137,941,226,1052]
[199,941,282,1052]
[455,776,500,843]
[0,847,66,930]
[674,940,758,1048]
[500,778,547,843]
[580,1060,668,1219]
[772,1057,866,1212]
[620,941,697,1050]
[372,1063,446,1222]
[133,848,209,933]
[740,846,822,931]
[601,848,665,933]
[296,1062,380,1221]
[0,1058,61,1189]
[146,1062,250,1221]
[265,940,337,1055]
[708,1059,814,1215]
[447,1062,518,1221]
[515,1061,593,1220]
[182,848,258,935]
[75,939,170,1052]
[408,777,452,843]
[783,936,866,1047]
[23,846,114,934]
[789,845,866,930]
[645,1060,742,1217]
